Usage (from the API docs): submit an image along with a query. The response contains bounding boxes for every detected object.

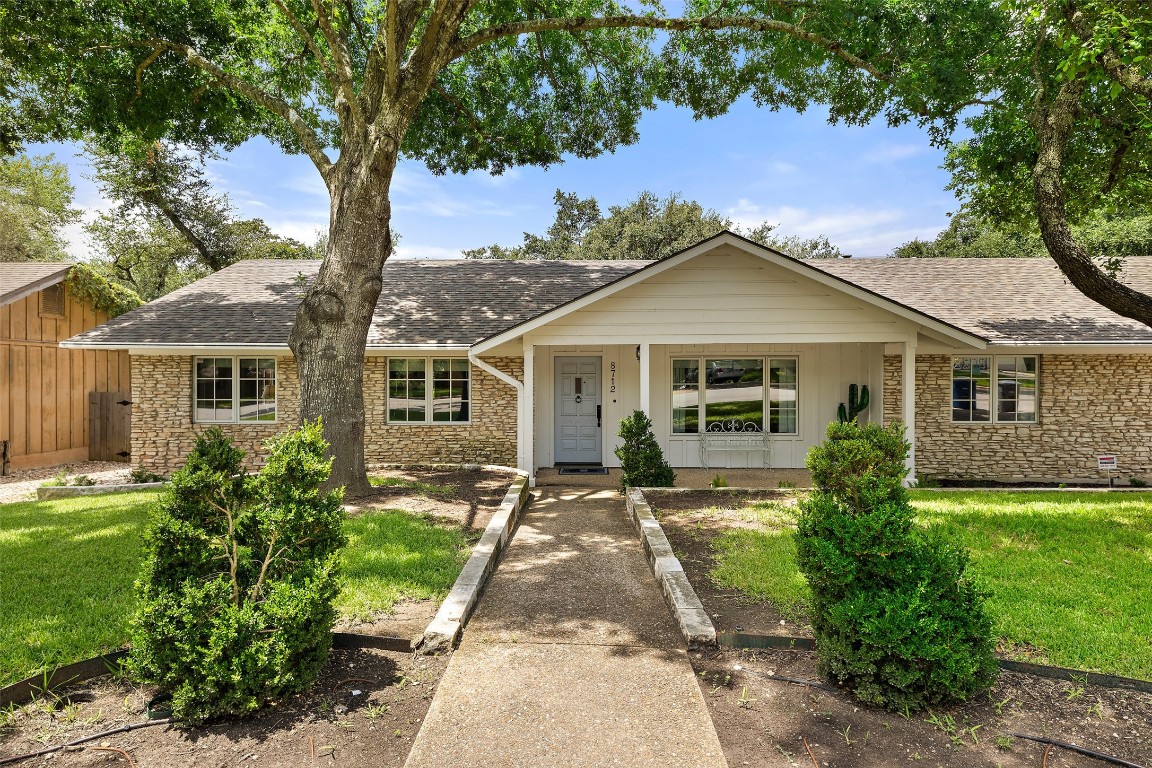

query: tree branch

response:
[1031,77,1152,328]
[308,0,364,127]
[1065,4,1152,100]
[449,14,894,85]
[152,40,335,179]
[269,0,359,130]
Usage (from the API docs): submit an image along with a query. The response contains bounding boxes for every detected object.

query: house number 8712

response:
[610,361,616,393]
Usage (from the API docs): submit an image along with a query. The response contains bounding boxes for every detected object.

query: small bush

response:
[129,422,346,723]
[71,474,96,486]
[614,410,675,489]
[795,421,997,711]
[41,469,69,488]
[129,466,167,484]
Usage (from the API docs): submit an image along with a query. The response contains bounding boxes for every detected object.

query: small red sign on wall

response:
[1098,455,1118,471]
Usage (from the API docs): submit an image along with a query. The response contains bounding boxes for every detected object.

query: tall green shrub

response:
[795,421,997,711]
[129,422,346,723]
[615,410,675,489]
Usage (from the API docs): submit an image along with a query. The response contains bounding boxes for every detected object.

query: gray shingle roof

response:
[65,259,650,348]
[63,253,1152,348]
[812,257,1152,343]
[0,263,71,307]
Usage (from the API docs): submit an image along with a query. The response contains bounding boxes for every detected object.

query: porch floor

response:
[535,466,812,488]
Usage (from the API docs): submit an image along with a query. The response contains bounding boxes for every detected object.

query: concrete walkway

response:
[404,487,727,768]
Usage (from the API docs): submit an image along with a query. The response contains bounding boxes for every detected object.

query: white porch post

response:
[638,342,651,416]
[523,340,535,486]
[902,334,917,486]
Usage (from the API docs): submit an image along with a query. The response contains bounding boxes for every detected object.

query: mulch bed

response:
[648,489,1152,767]
[0,648,446,768]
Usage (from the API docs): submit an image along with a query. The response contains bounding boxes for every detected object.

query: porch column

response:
[638,342,651,415]
[902,334,917,486]
[523,340,535,486]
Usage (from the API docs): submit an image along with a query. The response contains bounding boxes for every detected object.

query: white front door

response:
[555,357,602,464]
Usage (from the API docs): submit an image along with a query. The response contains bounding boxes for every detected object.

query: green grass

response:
[706,491,1152,680]
[0,492,156,687]
[338,510,474,622]
[1,492,475,685]
[710,502,810,622]
[369,476,460,499]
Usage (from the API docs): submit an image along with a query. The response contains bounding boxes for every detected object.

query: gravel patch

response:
[0,461,132,504]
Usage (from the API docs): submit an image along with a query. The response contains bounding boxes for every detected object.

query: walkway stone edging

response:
[626,488,717,648]
[416,474,531,654]
[36,482,165,500]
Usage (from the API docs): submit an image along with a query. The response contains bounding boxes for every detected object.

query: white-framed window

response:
[671,357,798,434]
[388,358,471,423]
[194,357,277,423]
[951,355,1038,423]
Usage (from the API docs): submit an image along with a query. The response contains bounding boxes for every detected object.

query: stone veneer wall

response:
[883,353,1152,481]
[131,355,521,475]
[131,355,302,474]
[363,356,521,466]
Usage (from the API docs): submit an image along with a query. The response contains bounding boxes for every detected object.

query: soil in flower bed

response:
[694,647,1152,768]
[0,647,447,768]
[645,489,812,638]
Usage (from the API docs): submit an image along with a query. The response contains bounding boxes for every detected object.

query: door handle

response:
[597,404,602,428]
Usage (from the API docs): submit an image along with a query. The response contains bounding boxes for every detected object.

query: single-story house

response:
[1,263,133,472]
[62,232,1152,485]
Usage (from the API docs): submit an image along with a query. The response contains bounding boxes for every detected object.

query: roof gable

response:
[0,263,72,307]
[472,232,987,352]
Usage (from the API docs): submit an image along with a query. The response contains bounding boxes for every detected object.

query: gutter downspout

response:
[468,351,531,485]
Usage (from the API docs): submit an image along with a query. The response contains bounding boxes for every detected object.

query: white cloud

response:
[769,160,799,175]
[394,244,467,260]
[391,165,517,218]
[263,216,328,245]
[863,143,929,162]
[725,199,942,256]
[280,173,329,198]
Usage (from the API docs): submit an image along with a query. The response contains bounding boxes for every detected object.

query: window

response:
[388,358,470,423]
[195,357,277,423]
[671,357,798,434]
[952,355,1037,423]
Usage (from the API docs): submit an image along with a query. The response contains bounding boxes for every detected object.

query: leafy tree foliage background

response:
[0,154,79,263]
[465,189,844,261]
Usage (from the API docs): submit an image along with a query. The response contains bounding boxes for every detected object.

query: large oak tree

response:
[2,1,1004,493]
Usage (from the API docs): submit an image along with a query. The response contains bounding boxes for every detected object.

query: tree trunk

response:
[289,147,397,498]
[1032,80,1152,329]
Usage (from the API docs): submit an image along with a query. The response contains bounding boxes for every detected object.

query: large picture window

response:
[389,358,470,423]
[671,357,798,434]
[195,357,277,423]
[952,355,1037,423]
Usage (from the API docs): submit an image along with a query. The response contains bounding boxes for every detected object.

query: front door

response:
[555,357,602,464]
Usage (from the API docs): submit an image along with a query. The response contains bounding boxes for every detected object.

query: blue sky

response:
[44,95,962,261]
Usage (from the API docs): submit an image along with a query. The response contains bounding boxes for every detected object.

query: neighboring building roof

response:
[62,241,1152,350]
[813,256,1152,344]
[0,263,72,307]
[64,258,650,349]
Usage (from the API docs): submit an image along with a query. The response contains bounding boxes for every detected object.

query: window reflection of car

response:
[952,377,991,420]
[705,361,746,384]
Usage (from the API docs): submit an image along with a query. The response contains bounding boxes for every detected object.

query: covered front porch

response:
[469,234,984,486]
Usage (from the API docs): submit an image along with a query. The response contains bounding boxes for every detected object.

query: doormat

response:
[557,467,609,475]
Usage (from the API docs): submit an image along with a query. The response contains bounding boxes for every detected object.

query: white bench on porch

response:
[699,420,772,469]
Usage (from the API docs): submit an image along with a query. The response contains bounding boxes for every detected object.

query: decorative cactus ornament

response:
[837,383,870,423]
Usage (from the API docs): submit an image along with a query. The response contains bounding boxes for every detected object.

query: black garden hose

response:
[0,718,172,766]
[1011,733,1147,768]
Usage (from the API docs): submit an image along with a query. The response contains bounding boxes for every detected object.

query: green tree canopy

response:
[2,1,1008,493]
[0,154,79,262]
[465,189,844,261]
[85,140,315,301]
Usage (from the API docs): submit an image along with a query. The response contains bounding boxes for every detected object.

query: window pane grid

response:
[389,358,471,423]
[952,355,1037,423]
[195,357,276,423]
[671,357,797,436]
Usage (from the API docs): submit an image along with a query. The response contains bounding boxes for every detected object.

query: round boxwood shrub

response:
[795,421,997,711]
[615,410,675,489]
[128,422,346,723]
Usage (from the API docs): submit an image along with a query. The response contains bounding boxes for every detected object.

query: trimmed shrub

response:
[614,410,675,489]
[129,422,346,723]
[795,421,997,711]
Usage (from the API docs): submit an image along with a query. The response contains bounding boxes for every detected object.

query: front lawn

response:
[704,491,1152,680]
[1,491,476,687]
[0,492,156,687]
